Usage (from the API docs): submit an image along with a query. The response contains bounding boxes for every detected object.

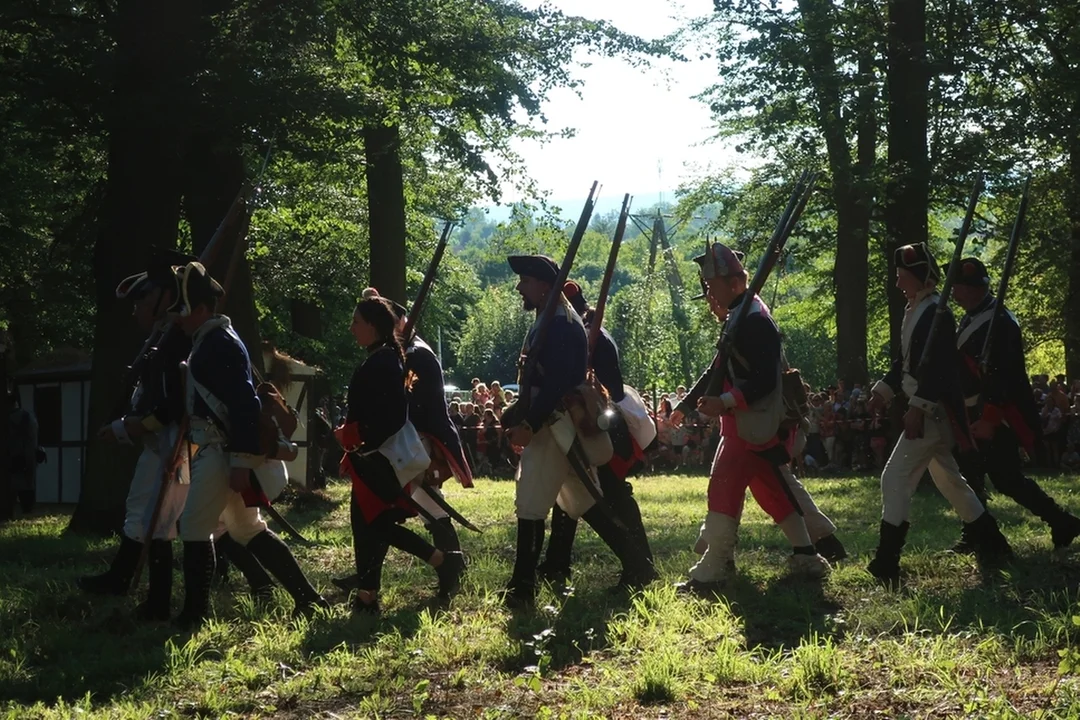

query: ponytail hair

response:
[355,290,405,364]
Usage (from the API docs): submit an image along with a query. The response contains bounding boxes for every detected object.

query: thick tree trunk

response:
[1065,142,1080,378]
[183,135,263,365]
[884,0,929,357]
[364,122,408,305]
[797,0,871,385]
[70,0,190,535]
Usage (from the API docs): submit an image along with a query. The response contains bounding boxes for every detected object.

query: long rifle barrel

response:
[587,193,632,368]
[914,172,984,381]
[979,176,1031,375]
[403,220,455,340]
[517,182,600,411]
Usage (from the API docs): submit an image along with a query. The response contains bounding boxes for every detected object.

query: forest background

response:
[2,0,1080,531]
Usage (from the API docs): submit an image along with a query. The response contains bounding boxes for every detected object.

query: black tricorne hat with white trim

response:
[895,242,941,284]
[167,261,224,317]
[115,247,197,301]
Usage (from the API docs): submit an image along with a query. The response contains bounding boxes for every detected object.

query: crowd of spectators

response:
[315,372,1080,480]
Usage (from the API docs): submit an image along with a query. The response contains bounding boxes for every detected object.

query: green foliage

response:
[454,284,532,386]
[5,474,1080,716]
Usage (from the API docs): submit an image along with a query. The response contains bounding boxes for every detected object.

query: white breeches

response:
[515,424,599,521]
[179,443,267,545]
[123,426,190,541]
[780,465,837,542]
[880,409,984,525]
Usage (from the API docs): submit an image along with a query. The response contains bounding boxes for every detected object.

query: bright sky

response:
[493,0,752,216]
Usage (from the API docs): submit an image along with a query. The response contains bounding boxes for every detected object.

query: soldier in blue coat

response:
[171,261,326,627]
[950,257,1080,550]
[535,281,656,591]
[866,244,1012,584]
[500,255,651,607]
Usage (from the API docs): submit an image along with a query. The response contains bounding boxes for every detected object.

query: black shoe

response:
[78,535,143,596]
[1051,514,1080,549]
[867,521,909,586]
[500,582,536,610]
[352,596,381,615]
[173,540,216,630]
[504,518,545,609]
[814,534,848,563]
[436,551,466,601]
[535,561,572,590]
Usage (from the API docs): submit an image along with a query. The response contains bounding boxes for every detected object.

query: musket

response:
[402,221,455,340]
[515,181,600,419]
[913,172,985,381]
[979,176,1031,376]
[114,144,274,418]
[704,171,817,396]
[586,193,632,370]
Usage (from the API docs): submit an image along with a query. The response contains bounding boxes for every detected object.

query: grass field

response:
[4,472,1080,718]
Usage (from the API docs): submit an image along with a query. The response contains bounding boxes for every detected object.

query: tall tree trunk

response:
[656,217,694,385]
[70,0,190,534]
[884,0,929,357]
[183,135,263,365]
[364,122,408,305]
[1065,141,1080,378]
[797,0,871,385]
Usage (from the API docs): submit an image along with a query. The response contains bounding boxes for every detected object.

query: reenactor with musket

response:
[950,256,1080,550]
[81,249,195,621]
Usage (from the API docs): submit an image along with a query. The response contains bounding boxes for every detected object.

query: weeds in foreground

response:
[3,474,1080,717]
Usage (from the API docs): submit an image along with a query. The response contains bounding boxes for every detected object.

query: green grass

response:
[4,472,1080,718]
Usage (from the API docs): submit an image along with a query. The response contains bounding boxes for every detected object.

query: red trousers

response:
[707,433,795,523]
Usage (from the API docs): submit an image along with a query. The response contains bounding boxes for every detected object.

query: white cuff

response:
[720,392,738,410]
[112,418,132,446]
[870,381,895,403]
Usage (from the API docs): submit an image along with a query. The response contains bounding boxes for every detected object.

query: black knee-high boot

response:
[175,540,216,629]
[504,518,545,608]
[78,535,142,596]
[537,505,578,584]
[581,505,657,589]
[217,532,275,599]
[246,530,329,618]
[136,540,173,621]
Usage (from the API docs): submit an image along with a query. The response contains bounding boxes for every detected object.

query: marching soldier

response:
[950,257,1080,550]
[332,288,473,596]
[501,255,654,608]
[536,281,657,591]
[335,293,465,613]
[170,261,326,627]
[866,244,1012,585]
[673,242,829,595]
[80,249,194,620]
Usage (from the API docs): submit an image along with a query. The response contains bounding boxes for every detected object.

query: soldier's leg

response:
[927,453,1012,564]
[352,511,390,612]
[747,466,829,579]
[228,493,328,618]
[176,445,231,628]
[508,427,566,607]
[868,434,933,584]
[78,446,159,595]
[681,438,750,590]
[537,503,577,585]
[410,485,463,555]
[376,516,465,601]
[216,532,275,598]
[982,427,1080,548]
[777,464,846,561]
[598,465,654,568]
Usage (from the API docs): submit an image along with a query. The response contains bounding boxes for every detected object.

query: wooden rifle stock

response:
[587,193,632,369]
[403,220,455,341]
[913,172,984,382]
[979,176,1030,376]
